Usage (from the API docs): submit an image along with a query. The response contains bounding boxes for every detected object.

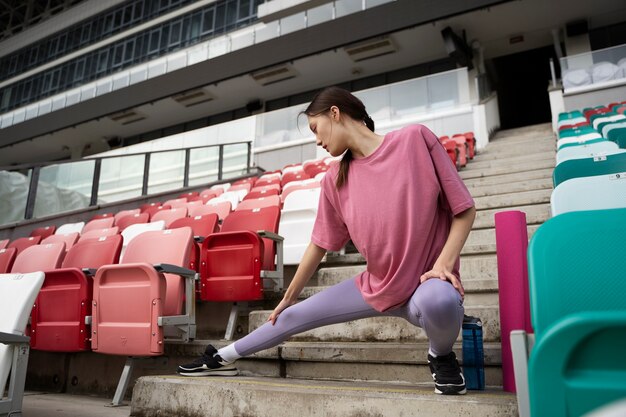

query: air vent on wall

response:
[172,88,215,107]
[344,37,397,62]
[107,110,146,125]
[250,64,298,86]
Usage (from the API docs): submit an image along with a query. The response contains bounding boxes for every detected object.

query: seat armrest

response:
[154,263,196,278]
[0,331,29,344]
[82,268,97,276]
[257,230,284,241]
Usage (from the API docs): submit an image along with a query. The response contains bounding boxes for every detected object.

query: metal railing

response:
[0,141,252,226]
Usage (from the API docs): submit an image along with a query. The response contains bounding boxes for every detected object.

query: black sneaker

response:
[428,351,467,395]
[177,345,238,377]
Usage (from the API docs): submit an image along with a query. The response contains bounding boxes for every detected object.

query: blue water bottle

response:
[462,314,485,390]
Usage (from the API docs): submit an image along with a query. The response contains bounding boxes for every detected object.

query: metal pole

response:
[218,145,224,180]
[142,153,151,196]
[549,58,557,88]
[183,148,191,188]
[90,159,102,206]
[246,142,252,174]
[24,166,40,220]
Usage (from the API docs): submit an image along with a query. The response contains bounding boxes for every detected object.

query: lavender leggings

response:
[233,277,464,358]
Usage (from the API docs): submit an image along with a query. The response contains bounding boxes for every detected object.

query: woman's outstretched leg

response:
[178,277,380,376]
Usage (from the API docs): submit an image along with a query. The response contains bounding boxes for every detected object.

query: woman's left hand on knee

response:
[420,265,465,300]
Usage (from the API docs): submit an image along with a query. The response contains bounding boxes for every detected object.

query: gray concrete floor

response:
[21,392,131,417]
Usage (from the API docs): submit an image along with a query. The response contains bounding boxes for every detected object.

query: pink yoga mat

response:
[495,210,533,393]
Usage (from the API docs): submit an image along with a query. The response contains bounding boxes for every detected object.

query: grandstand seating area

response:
[0,131,478,412]
[509,102,626,417]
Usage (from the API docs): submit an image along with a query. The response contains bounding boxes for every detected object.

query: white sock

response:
[217,344,241,363]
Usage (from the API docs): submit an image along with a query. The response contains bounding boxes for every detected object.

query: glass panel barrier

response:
[148,149,185,194]
[306,3,334,27]
[335,0,362,18]
[98,154,145,203]
[33,160,94,218]
[560,43,626,91]
[0,168,30,226]
[222,143,250,179]
[188,146,220,186]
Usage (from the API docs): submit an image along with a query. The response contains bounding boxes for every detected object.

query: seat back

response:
[236,195,280,211]
[0,272,45,395]
[11,242,66,273]
[279,188,321,265]
[163,198,188,208]
[114,209,141,225]
[169,214,219,237]
[79,227,119,241]
[41,232,79,252]
[527,208,626,416]
[192,201,231,220]
[122,227,193,315]
[82,217,115,233]
[243,189,280,201]
[221,206,281,270]
[62,235,123,269]
[0,248,17,273]
[553,152,626,187]
[556,142,620,165]
[281,181,321,203]
[55,222,85,235]
[29,226,56,239]
[551,173,626,216]
[150,207,187,228]
[120,221,165,260]
[8,236,41,255]
[116,212,150,231]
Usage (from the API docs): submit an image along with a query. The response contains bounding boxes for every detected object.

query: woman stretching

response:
[178,86,476,395]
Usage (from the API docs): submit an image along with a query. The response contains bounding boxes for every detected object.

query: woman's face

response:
[308,108,348,157]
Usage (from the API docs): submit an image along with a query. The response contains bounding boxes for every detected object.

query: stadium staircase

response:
[125,123,555,417]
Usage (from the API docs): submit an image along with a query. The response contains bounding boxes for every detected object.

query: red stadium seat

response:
[439,137,460,169]
[163,198,188,208]
[30,235,123,352]
[281,172,310,188]
[0,248,17,273]
[8,236,42,255]
[200,206,283,306]
[114,209,141,225]
[254,177,281,188]
[280,182,320,204]
[454,133,475,160]
[237,196,281,211]
[150,207,187,228]
[140,202,161,213]
[142,204,171,219]
[30,226,56,239]
[92,227,195,356]
[11,242,65,273]
[251,184,281,194]
[190,201,231,221]
[169,214,219,280]
[79,227,119,241]
[116,212,150,232]
[179,191,199,200]
[90,213,114,221]
[243,189,280,201]
[42,232,79,253]
[82,217,115,234]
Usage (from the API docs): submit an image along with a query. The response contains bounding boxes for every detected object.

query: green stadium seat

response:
[552,152,626,187]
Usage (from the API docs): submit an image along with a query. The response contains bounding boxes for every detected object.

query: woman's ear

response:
[329,105,340,121]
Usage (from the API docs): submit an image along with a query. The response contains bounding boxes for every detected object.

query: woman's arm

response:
[419,205,476,298]
[268,241,327,325]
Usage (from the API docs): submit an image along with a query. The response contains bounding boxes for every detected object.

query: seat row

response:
[438,132,476,169]
[510,104,626,416]
[551,101,626,216]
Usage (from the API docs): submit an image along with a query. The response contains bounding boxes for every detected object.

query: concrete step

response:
[473,189,551,210]
[490,122,552,138]
[466,152,555,169]
[169,340,504,386]
[249,305,501,343]
[460,159,555,180]
[466,177,553,197]
[464,224,539,254]
[475,141,555,158]
[474,203,550,229]
[132,375,518,417]
[463,168,553,187]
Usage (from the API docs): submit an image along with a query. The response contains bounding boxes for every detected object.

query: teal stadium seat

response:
[555,142,621,166]
[607,127,626,148]
[525,208,626,416]
[552,152,626,187]
[550,172,626,216]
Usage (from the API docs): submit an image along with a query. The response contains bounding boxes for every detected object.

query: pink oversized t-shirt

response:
[311,124,475,312]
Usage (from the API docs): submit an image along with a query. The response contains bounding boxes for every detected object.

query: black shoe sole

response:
[177,368,239,377]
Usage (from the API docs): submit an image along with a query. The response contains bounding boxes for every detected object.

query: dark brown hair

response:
[302,86,375,188]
